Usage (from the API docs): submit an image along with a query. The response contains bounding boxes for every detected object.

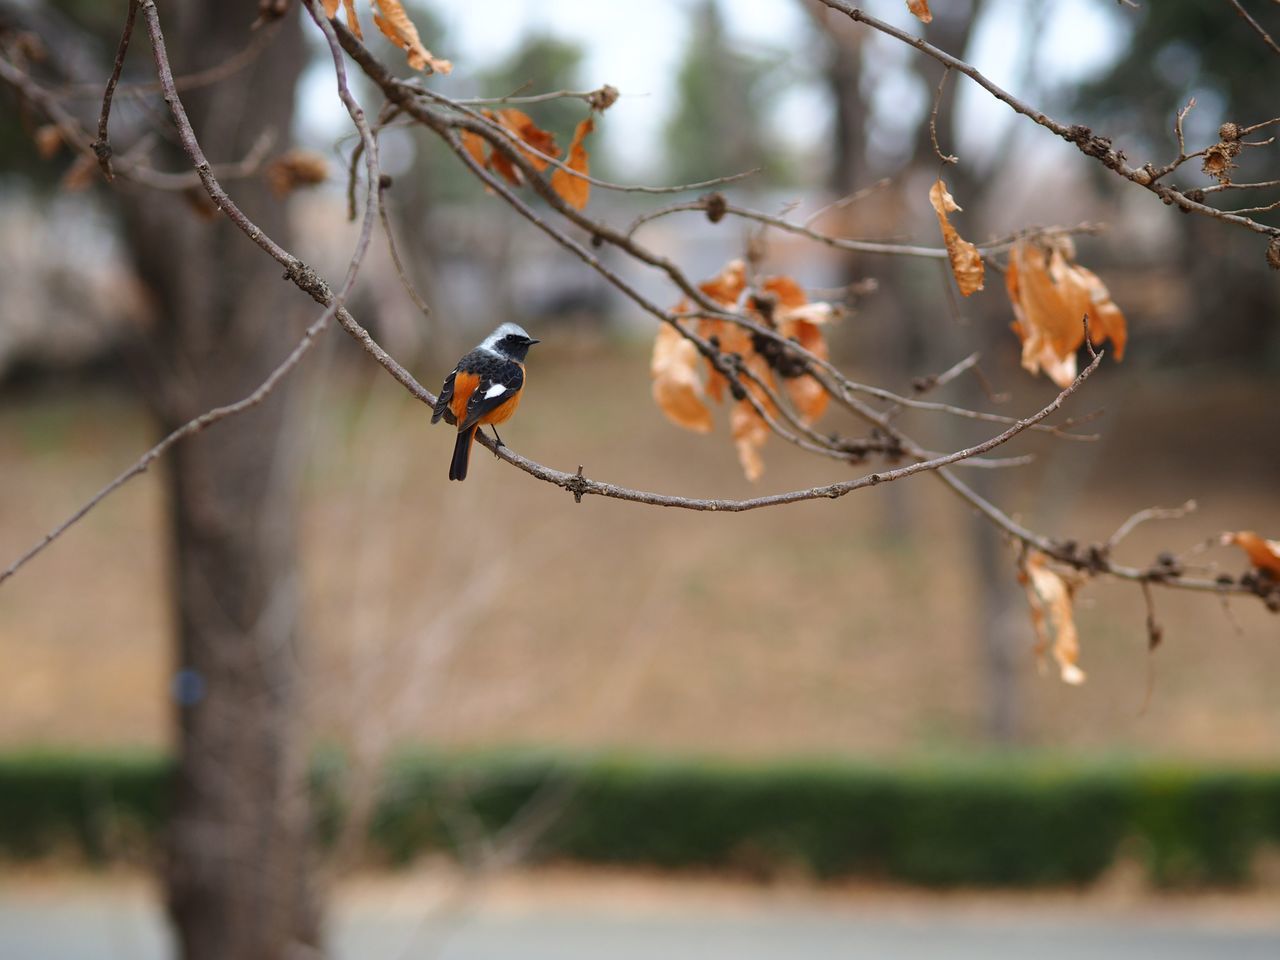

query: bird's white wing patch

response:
[483,382,508,399]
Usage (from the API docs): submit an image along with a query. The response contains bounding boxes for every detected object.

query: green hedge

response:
[3,750,1279,887]
[0,752,169,861]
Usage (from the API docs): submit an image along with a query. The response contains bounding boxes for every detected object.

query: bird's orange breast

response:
[478,389,522,425]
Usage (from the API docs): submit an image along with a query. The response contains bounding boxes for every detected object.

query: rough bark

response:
[123,5,319,958]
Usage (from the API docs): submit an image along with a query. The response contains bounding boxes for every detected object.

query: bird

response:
[431,322,540,481]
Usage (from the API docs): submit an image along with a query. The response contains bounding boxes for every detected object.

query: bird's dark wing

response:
[459,359,524,431]
[431,367,457,424]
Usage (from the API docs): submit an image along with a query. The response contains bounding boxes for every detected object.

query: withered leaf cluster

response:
[926,182,1126,388]
[651,260,838,481]
[323,0,452,74]
[461,110,595,211]
[1005,235,1126,388]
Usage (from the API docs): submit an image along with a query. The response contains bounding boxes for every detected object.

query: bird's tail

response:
[449,425,476,481]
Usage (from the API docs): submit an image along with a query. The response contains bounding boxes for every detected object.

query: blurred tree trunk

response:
[123,5,319,958]
[820,0,1024,741]
[896,0,1027,744]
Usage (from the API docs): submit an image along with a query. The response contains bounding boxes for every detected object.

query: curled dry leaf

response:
[651,260,838,480]
[928,179,985,297]
[1019,551,1086,685]
[372,0,451,74]
[33,124,62,159]
[1005,236,1126,388]
[1222,531,1280,577]
[321,0,362,38]
[460,129,487,168]
[492,109,559,171]
[550,116,594,211]
[651,322,714,434]
[60,154,97,192]
[264,149,329,196]
[906,0,934,24]
[731,401,768,482]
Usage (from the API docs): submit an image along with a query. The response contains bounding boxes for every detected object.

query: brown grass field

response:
[1,342,1278,760]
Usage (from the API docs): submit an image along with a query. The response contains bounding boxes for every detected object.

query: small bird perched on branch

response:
[432,322,540,481]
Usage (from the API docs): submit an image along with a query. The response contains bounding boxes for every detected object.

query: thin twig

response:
[91,0,138,179]
[0,52,274,190]
[56,20,279,98]
[1228,0,1280,56]
[1107,500,1198,551]
[456,85,616,106]
[0,0,383,588]
[1202,177,1280,193]
[801,178,892,228]
[817,0,1280,241]
[413,83,761,195]
[378,184,433,319]
[929,67,958,165]
[1,315,330,587]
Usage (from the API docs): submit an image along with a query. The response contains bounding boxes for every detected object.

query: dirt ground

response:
[1,344,1278,760]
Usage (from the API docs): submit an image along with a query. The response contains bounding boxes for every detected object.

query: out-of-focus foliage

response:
[477,33,585,142]
[1073,0,1279,369]
[1077,0,1278,162]
[662,0,790,186]
[8,750,1280,888]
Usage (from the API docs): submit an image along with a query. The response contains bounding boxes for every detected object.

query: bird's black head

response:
[483,322,541,362]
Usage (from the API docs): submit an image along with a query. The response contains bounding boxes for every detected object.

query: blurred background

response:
[1,0,1279,958]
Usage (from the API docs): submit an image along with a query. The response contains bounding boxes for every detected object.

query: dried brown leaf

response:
[1005,238,1126,388]
[1020,551,1086,685]
[1222,531,1280,577]
[929,179,984,297]
[730,400,768,482]
[906,0,933,23]
[700,259,747,306]
[550,116,593,211]
[460,130,487,168]
[321,0,362,39]
[486,146,522,187]
[492,109,559,171]
[33,124,62,160]
[651,323,713,434]
[60,154,97,192]
[652,262,837,479]
[372,0,451,74]
[264,149,329,196]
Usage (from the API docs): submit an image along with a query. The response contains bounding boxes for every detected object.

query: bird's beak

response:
[527,338,541,345]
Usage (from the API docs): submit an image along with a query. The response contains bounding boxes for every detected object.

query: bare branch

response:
[417,81,761,195]
[1,311,329,587]
[8,0,1269,619]
[817,0,1280,242]
[56,19,280,98]
[90,0,138,179]
[1228,0,1280,56]
[0,0,383,588]
[929,67,958,165]
[1107,500,1199,551]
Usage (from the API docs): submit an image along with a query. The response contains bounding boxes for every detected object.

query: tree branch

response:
[816,0,1280,245]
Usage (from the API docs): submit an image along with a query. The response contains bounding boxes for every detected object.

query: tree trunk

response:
[124,5,319,958]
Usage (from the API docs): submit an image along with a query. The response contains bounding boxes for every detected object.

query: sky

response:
[299,0,1133,180]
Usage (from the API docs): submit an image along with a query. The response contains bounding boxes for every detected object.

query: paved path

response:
[3,876,1278,959]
